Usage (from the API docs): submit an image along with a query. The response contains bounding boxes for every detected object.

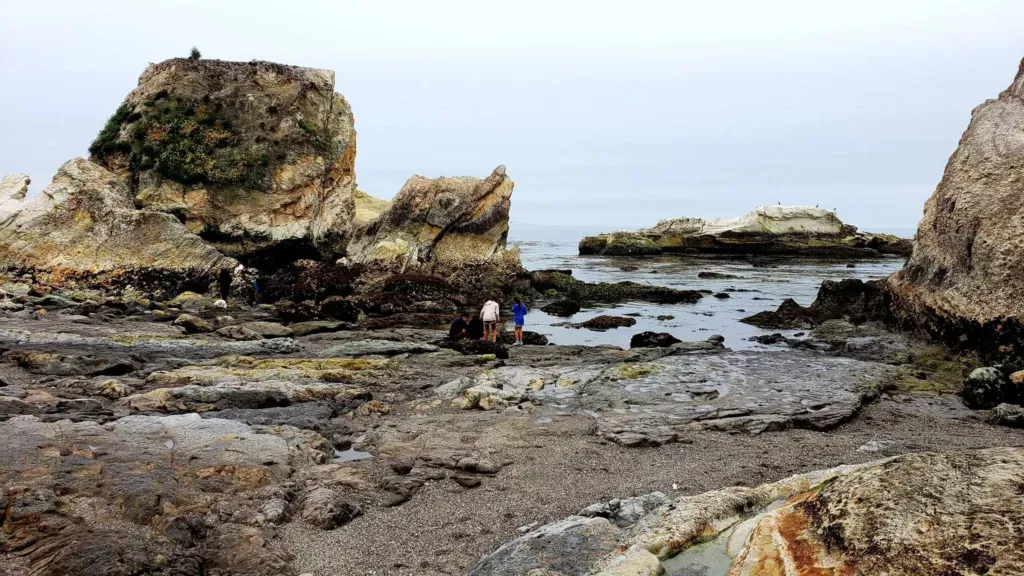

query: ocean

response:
[507,225,911,349]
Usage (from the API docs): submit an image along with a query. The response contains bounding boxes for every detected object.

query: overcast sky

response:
[2,1,1023,231]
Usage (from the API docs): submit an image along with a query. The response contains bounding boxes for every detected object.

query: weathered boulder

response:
[0,159,235,293]
[299,487,360,529]
[347,166,515,272]
[88,58,357,262]
[474,448,1024,576]
[888,57,1024,365]
[987,403,1024,427]
[580,206,911,257]
[962,367,1009,409]
[173,313,214,334]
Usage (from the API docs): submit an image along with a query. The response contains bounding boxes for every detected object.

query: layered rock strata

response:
[347,166,516,273]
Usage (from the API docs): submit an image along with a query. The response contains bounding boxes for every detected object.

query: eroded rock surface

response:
[473,448,1024,576]
[0,159,235,294]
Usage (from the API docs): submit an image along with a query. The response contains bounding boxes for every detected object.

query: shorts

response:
[514,321,524,327]
[484,321,497,329]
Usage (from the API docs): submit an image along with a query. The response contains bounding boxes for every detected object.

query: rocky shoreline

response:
[2,54,1024,576]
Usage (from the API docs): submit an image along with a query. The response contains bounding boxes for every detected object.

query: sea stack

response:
[88,58,357,264]
[579,206,910,257]
[888,57,1024,363]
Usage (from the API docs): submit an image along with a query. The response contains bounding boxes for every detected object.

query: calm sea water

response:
[507,225,910,350]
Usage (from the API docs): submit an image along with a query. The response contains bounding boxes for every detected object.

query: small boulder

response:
[300,487,360,530]
[575,315,636,331]
[239,321,294,338]
[630,332,681,348]
[173,313,214,334]
[215,325,264,341]
[541,299,581,317]
[986,403,1024,428]
[962,367,1008,409]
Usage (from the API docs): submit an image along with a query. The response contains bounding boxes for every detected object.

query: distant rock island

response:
[579,205,911,257]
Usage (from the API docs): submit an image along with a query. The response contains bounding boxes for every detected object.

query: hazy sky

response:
[2,1,1023,231]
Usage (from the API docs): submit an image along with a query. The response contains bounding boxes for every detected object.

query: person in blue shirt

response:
[511,298,528,345]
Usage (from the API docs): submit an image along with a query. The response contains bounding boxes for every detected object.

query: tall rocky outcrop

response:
[88,58,357,264]
[888,57,1024,362]
[0,158,235,293]
[580,206,910,257]
[347,166,516,272]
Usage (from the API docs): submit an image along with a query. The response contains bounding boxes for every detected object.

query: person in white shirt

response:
[480,298,501,343]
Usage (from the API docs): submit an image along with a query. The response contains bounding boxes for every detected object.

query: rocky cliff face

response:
[0,158,235,294]
[580,206,911,257]
[888,58,1024,363]
[89,58,357,263]
[347,166,516,272]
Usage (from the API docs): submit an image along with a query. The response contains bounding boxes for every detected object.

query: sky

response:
[2,1,1023,232]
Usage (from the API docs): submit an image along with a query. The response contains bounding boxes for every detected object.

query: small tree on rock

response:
[189,46,202,60]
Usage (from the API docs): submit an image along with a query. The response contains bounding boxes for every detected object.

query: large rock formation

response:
[0,158,235,293]
[888,58,1024,364]
[347,166,516,272]
[88,58,357,264]
[580,206,911,257]
[472,448,1024,576]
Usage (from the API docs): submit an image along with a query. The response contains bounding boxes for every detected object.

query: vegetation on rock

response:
[89,91,274,190]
